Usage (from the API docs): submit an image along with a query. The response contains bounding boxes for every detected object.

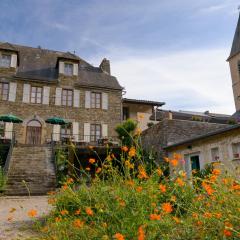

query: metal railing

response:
[49,134,120,147]
[3,131,15,173]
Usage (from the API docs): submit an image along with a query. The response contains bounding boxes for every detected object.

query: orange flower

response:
[96,167,102,174]
[173,153,182,160]
[203,212,212,218]
[192,213,198,219]
[66,178,74,184]
[150,213,161,220]
[215,213,222,219]
[48,198,56,204]
[119,200,126,207]
[128,147,136,157]
[223,229,232,237]
[175,177,185,187]
[85,207,93,216]
[126,180,135,187]
[121,146,128,152]
[164,157,169,162]
[202,182,215,195]
[136,186,143,192]
[161,202,173,214]
[212,169,221,175]
[88,145,94,150]
[55,217,61,222]
[75,209,81,215]
[156,168,163,176]
[125,160,134,169]
[73,219,84,228]
[159,184,166,193]
[172,216,180,224]
[60,209,68,216]
[27,209,37,217]
[85,167,91,171]
[138,225,145,240]
[138,166,148,179]
[106,155,112,161]
[89,158,96,164]
[170,159,178,167]
[61,184,68,190]
[114,233,125,240]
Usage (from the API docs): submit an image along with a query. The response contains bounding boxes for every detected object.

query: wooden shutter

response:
[102,92,108,110]
[43,86,50,105]
[102,124,108,138]
[52,125,60,141]
[5,122,13,139]
[23,84,30,103]
[10,54,17,68]
[55,88,62,106]
[59,61,64,74]
[84,123,90,142]
[85,91,91,108]
[73,89,80,107]
[9,82,17,102]
[73,63,78,76]
[72,122,79,142]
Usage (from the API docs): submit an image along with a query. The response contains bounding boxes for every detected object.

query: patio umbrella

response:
[0,114,23,123]
[45,117,69,125]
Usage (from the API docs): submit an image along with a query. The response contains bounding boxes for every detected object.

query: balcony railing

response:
[49,134,120,147]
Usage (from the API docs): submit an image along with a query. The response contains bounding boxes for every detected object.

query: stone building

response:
[0,42,122,195]
[165,124,240,178]
[0,42,122,144]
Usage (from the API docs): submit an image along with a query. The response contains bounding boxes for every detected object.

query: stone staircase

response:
[5,145,56,195]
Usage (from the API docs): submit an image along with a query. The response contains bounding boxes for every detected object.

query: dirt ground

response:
[0,196,52,240]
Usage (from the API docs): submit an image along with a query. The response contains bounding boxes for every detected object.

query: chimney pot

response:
[100,58,111,75]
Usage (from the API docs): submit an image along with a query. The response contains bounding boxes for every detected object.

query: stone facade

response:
[0,42,122,144]
[141,118,228,161]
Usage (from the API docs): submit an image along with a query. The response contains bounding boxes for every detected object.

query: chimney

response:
[100,58,111,75]
[168,111,173,120]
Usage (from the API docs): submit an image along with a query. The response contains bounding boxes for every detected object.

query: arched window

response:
[27,120,41,127]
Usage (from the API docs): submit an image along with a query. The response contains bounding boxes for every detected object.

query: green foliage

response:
[115,119,138,146]
[0,166,7,192]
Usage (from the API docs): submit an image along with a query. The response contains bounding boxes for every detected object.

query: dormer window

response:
[0,54,11,68]
[64,63,73,76]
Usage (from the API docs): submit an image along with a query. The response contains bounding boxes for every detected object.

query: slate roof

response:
[228,13,240,60]
[164,124,240,149]
[150,109,232,124]
[0,42,123,90]
[123,98,165,106]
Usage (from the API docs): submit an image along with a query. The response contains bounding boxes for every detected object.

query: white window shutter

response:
[72,122,79,142]
[59,61,64,74]
[73,89,80,107]
[102,92,108,110]
[102,124,108,138]
[43,86,50,105]
[5,122,13,139]
[52,125,60,141]
[84,123,90,142]
[85,91,91,108]
[55,88,62,106]
[73,63,78,76]
[23,84,30,103]
[9,82,17,102]
[10,54,17,68]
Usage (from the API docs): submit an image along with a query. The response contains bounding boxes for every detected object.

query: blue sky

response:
[0,0,239,114]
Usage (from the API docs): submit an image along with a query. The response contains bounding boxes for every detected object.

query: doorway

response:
[190,155,200,171]
[26,120,42,145]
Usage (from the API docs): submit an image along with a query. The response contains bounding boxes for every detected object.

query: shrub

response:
[0,166,7,192]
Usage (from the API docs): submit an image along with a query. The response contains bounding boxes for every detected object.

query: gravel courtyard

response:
[0,196,52,240]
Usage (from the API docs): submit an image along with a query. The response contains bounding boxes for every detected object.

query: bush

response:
[0,167,7,192]
[35,147,240,240]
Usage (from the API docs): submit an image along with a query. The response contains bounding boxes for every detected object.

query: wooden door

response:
[26,120,42,145]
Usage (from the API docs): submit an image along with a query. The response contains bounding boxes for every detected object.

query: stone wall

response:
[141,119,228,161]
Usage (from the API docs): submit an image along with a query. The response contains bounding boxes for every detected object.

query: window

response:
[0,122,4,137]
[30,86,42,104]
[91,92,101,108]
[0,54,11,67]
[0,82,9,100]
[64,63,73,76]
[232,142,240,159]
[60,124,72,139]
[211,147,220,162]
[90,124,101,142]
[62,89,73,106]
[123,107,129,120]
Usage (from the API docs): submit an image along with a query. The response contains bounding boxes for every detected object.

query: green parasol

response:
[0,114,23,123]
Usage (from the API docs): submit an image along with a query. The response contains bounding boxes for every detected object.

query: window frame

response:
[64,63,74,76]
[30,86,43,104]
[90,124,101,142]
[232,142,240,159]
[0,54,11,68]
[61,88,73,107]
[0,122,5,137]
[211,147,220,162]
[123,107,130,120]
[90,92,102,109]
[0,82,9,101]
[60,124,72,139]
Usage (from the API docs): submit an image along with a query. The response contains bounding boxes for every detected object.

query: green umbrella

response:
[45,117,69,125]
[0,114,23,123]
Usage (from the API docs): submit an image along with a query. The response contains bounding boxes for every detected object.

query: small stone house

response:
[164,124,240,177]
[0,42,123,144]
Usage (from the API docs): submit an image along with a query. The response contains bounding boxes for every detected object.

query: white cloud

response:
[90,47,235,114]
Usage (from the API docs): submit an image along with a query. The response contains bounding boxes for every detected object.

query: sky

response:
[0,0,239,114]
